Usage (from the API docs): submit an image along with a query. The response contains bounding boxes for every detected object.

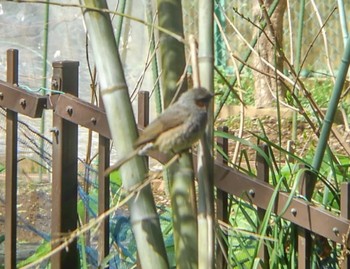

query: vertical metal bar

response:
[135,90,149,268]
[51,61,80,269]
[287,140,299,267]
[256,144,270,268]
[138,91,149,127]
[341,183,350,268]
[98,95,110,268]
[297,228,312,269]
[298,169,313,269]
[216,126,228,269]
[286,140,295,163]
[138,91,149,168]
[5,49,18,269]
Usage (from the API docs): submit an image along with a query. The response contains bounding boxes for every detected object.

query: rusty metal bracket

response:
[53,92,170,164]
[54,93,111,139]
[0,80,47,118]
[213,161,350,247]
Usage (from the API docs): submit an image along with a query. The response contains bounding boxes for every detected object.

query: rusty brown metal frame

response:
[0,82,46,119]
[50,61,80,268]
[341,183,350,269]
[2,48,350,268]
[298,167,313,268]
[4,49,19,269]
[52,93,111,139]
[97,93,110,267]
[216,126,229,269]
[214,162,350,247]
[256,144,270,267]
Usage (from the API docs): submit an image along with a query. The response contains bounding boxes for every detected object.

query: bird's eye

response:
[195,100,207,107]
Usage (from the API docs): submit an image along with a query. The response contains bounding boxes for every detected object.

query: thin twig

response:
[17,0,185,43]
[213,66,245,106]
[189,34,200,88]
[229,6,350,160]
[213,11,245,164]
[130,12,159,101]
[130,41,159,102]
[306,2,336,82]
[286,0,294,64]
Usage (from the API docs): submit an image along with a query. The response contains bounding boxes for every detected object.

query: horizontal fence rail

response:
[1,48,350,269]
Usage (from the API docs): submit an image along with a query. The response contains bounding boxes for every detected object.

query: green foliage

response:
[214,68,254,106]
[214,72,350,266]
[214,72,348,119]
[17,241,51,268]
[228,200,258,267]
[297,78,335,110]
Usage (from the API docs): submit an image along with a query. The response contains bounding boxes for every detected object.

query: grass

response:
[215,69,340,109]
[212,68,350,268]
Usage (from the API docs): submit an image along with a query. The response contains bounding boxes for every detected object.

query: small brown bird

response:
[105,87,213,175]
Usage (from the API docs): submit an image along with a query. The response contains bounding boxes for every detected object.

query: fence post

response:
[137,91,149,128]
[4,49,19,269]
[138,91,149,168]
[98,95,110,267]
[297,168,313,269]
[341,182,350,268]
[256,144,269,268]
[216,126,229,269]
[51,61,80,269]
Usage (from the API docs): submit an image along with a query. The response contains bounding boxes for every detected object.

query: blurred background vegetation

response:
[0,0,350,268]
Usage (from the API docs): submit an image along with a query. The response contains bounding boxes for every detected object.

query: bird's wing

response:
[135,107,190,147]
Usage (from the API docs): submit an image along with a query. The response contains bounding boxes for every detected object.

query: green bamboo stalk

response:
[39,0,50,181]
[167,154,198,268]
[312,36,350,174]
[157,0,187,106]
[157,0,198,268]
[291,0,305,142]
[144,0,162,114]
[198,0,214,268]
[119,0,132,63]
[337,0,349,47]
[114,0,126,45]
[294,0,305,73]
[81,1,168,268]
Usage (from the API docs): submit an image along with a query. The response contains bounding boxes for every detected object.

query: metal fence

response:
[2,48,350,269]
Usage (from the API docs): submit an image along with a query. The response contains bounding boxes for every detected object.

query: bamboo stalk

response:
[81,1,168,268]
[156,0,198,268]
[197,0,214,268]
[144,0,162,114]
[311,36,350,181]
[337,0,349,47]
[291,0,305,142]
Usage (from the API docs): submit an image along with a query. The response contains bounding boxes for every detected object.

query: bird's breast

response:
[155,111,208,154]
